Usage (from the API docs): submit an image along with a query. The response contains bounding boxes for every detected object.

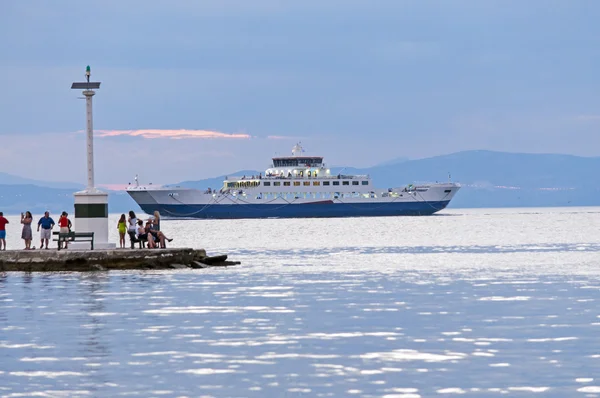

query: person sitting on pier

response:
[142,221,164,249]
[148,212,172,248]
[136,220,148,243]
[145,220,158,248]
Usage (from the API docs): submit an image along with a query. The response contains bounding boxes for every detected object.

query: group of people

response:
[0,210,72,250]
[0,210,173,251]
[118,210,173,249]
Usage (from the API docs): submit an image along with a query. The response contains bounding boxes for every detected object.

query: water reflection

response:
[1,208,600,396]
[79,273,111,356]
[0,271,599,397]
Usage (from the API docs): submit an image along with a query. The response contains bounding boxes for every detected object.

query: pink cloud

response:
[95,129,251,140]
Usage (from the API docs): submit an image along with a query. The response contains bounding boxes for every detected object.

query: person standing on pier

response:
[0,212,8,251]
[21,211,33,250]
[58,212,71,249]
[37,211,55,250]
[117,214,127,248]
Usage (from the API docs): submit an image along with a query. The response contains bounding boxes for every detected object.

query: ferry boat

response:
[126,143,460,219]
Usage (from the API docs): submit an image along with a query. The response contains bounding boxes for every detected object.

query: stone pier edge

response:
[0,248,240,272]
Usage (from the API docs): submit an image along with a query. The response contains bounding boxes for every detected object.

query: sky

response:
[1,0,599,185]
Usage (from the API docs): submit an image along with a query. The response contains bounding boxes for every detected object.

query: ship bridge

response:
[272,156,323,168]
[271,142,323,168]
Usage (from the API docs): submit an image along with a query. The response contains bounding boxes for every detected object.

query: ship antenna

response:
[448,172,451,182]
[135,174,139,187]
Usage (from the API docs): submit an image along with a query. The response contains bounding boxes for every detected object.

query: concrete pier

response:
[0,248,240,272]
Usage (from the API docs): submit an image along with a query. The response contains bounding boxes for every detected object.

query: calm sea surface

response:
[1,207,600,397]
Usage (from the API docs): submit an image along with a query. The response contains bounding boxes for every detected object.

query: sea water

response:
[1,207,600,397]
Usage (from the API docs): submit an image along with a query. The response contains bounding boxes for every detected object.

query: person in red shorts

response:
[0,212,8,250]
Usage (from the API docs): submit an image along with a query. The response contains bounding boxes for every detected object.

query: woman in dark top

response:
[151,211,172,247]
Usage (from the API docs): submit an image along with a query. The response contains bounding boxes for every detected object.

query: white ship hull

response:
[127,143,461,219]
[127,182,460,219]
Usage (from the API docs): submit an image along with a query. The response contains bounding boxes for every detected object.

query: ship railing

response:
[225,174,370,181]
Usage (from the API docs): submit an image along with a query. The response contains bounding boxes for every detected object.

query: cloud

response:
[95,129,251,140]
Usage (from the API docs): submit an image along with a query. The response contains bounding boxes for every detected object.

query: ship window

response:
[263,182,271,186]
[274,182,281,186]
[313,181,320,186]
[274,159,299,167]
[284,182,291,186]
[361,181,368,185]
[343,181,349,186]
[333,181,340,186]
[294,181,301,186]
[323,181,330,186]
[444,189,451,193]
[303,181,310,186]
[352,181,359,186]
[226,182,235,188]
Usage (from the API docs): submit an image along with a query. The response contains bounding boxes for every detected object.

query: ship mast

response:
[292,142,304,157]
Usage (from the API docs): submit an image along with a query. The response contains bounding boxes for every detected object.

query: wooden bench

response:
[53,231,95,251]
[128,231,147,249]
[128,231,167,249]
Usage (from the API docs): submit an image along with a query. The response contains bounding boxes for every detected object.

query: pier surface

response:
[0,248,239,272]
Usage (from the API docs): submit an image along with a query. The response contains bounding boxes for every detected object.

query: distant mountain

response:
[361,150,600,208]
[374,156,410,167]
[172,170,261,190]
[365,150,600,189]
[0,172,83,190]
[0,184,140,215]
[1,150,599,212]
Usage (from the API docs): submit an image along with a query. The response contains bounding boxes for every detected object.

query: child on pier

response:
[117,214,127,248]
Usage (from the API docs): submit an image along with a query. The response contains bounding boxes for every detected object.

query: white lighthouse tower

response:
[70,66,115,250]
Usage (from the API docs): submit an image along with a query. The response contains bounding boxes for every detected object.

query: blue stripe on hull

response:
[139,201,451,219]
